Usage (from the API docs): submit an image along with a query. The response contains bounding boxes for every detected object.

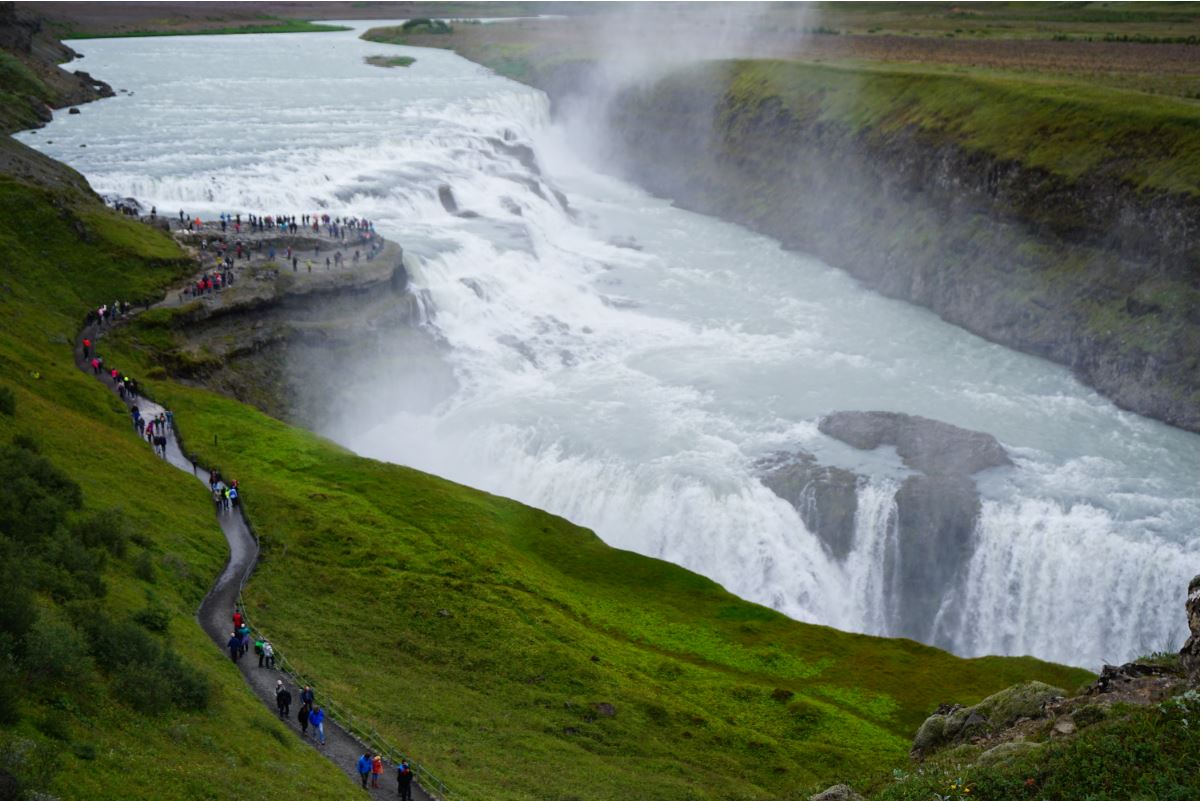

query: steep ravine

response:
[600,63,1198,431]
[462,54,1200,431]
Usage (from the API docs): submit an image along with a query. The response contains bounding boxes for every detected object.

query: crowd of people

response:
[83,217,419,798]
[208,469,241,514]
[168,208,386,283]
[228,607,417,797]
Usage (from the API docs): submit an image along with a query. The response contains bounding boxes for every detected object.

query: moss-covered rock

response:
[977,739,1042,767]
[912,681,1065,757]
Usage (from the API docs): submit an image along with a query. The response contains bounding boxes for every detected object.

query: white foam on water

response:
[21,22,1198,668]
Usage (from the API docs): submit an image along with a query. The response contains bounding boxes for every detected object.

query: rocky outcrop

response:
[911,681,1066,758]
[0,2,114,134]
[1181,575,1199,683]
[912,578,1200,762]
[758,452,859,559]
[760,412,1009,641]
[818,411,1011,476]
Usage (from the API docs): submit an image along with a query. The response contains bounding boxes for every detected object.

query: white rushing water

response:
[19,22,1198,669]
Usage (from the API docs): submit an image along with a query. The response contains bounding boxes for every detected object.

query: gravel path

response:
[75,284,435,801]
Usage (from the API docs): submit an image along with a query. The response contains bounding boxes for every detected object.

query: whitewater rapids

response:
[19,21,1198,669]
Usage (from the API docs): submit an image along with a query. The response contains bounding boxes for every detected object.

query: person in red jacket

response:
[82,338,91,358]
[232,609,243,629]
[371,754,383,788]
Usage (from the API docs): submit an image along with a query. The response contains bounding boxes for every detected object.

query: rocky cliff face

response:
[149,244,426,425]
[0,2,114,134]
[580,64,1198,431]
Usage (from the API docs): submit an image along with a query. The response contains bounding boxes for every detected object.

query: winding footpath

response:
[75,288,435,801]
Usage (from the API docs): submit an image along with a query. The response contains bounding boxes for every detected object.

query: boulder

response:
[818,411,1011,476]
[809,785,863,801]
[977,740,1041,767]
[1051,717,1076,737]
[1180,575,1199,682]
[911,681,1064,758]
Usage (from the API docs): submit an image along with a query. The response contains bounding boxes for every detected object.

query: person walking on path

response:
[82,338,91,358]
[357,753,373,789]
[226,632,241,662]
[300,685,315,711]
[237,622,251,655]
[276,683,292,718]
[310,706,326,746]
[298,703,310,738]
[397,761,413,801]
[371,754,383,788]
[262,640,274,669]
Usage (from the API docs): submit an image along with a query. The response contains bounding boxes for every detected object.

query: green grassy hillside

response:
[107,299,1089,799]
[0,165,358,800]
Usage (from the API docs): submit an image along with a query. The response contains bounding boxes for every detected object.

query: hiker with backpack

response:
[226,632,241,662]
[397,760,413,800]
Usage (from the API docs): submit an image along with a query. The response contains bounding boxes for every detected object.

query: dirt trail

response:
[75,314,434,801]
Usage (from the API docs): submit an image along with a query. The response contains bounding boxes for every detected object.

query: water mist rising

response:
[22,22,1198,670]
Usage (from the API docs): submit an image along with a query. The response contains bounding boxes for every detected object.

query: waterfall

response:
[22,24,1197,670]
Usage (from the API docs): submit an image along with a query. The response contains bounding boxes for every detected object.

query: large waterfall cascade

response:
[19,21,1198,669]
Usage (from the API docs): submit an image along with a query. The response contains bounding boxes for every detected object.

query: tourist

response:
[82,337,91,358]
[300,685,315,710]
[276,683,291,718]
[298,704,310,738]
[263,639,274,669]
[310,706,326,746]
[397,761,413,801]
[226,632,241,662]
[371,754,383,788]
[237,622,251,654]
[357,754,373,789]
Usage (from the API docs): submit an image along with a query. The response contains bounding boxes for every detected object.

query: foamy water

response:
[20,21,1198,668]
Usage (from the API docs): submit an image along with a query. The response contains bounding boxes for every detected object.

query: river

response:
[18,21,1198,669]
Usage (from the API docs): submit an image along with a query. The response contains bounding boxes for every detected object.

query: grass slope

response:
[0,165,355,800]
[722,58,1199,196]
[106,314,1089,800]
[364,24,1199,196]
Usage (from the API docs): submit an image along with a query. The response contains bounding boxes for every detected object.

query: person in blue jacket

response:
[226,632,241,662]
[309,706,326,746]
[357,753,373,788]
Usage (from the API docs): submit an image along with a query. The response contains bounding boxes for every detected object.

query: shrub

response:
[0,661,21,725]
[20,620,92,685]
[0,445,83,546]
[400,17,452,34]
[113,663,172,714]
[132,601,169,634]
[34,714,70,741]
[80,614,158,671]
[0,562,35,645]
[0,386,13,416]
[8,434,37,453]
[133,550,156,583]
[71,508,129,558]
[71,742,96,761]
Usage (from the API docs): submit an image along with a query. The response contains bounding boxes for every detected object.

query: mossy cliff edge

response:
[371,25,1200,431]
[602,60,1198,431]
